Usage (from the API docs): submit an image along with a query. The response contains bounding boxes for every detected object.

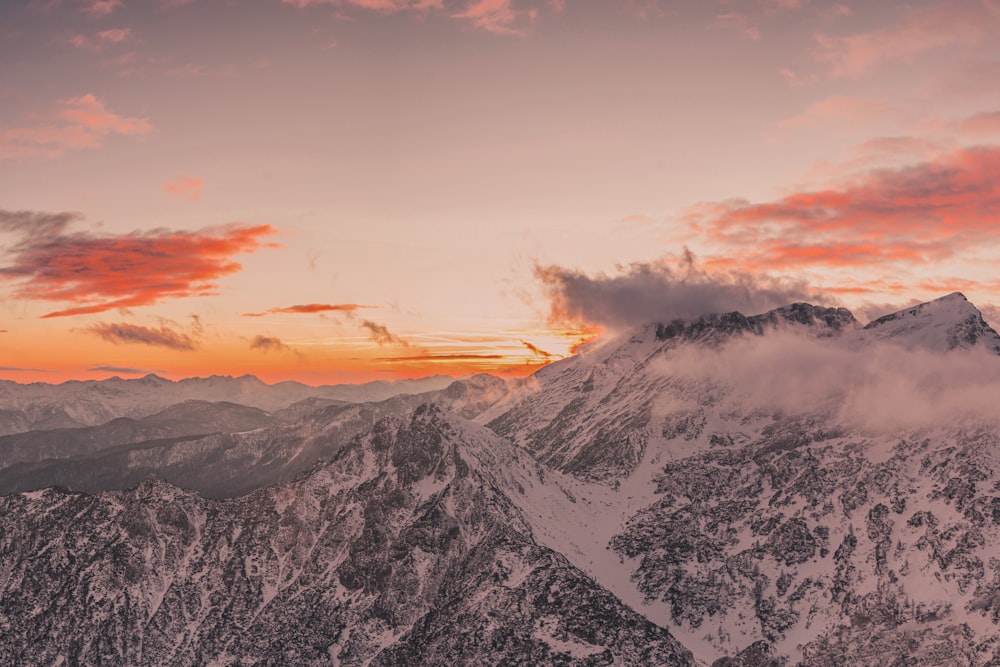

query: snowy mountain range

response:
[3,293,1000,665]
[0,373,455,436]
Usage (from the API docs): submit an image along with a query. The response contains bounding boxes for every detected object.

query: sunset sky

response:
[2,0,1000,384]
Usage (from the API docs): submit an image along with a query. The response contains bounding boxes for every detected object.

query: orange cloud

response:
[520,339,556,359]
[242,303,375,317]
[692,145,1000,271]
[0,213,278,317]
[1,94,151,160]
[164,176,203,201]
[376,353,503,361]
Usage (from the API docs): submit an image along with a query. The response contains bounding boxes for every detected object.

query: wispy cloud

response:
[164,176,203,201]
[249,335,291,353]
[282,0,435,8]
[376,353,503,361]
[521,339,556,359]
[0,94,151,160]
[282,0,555,35]
[361,320,409,347]
[814,1,991,78]
[0,211,278,317]
[86,322,198,350]
[778,96,905,134]
[956,110,1000,138]
[451,0,538,35]
[242,303,375,317]
[69,27,134,52]
[165,63,239,78]
[713,13,761,41]
[689,145,1000,273]
[88,364,158,374]
[82,0,123,16]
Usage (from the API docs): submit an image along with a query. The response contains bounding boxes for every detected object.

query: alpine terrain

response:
[3,293,1000,665]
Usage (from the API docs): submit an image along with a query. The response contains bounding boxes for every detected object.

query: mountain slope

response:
[472,294,1000,663]
[480,303,857,482]
[0,405,693,666]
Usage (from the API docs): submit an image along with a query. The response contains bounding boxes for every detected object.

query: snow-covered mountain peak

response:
[861,291,1000,354]
[655,302,857,345]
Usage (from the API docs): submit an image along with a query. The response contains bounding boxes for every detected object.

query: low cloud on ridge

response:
[535,251,827,330]
[657,329,1000,435]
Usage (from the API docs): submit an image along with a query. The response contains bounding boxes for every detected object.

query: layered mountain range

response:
[3,293,1000,665]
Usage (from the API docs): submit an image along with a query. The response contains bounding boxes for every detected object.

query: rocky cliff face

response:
[0,405,692,666]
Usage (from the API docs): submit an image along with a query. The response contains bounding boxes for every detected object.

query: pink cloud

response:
[0,215,279,318]
[0,94,151,160]
[164,176,203,201]
[714,13,761,41]
[282,0,441,10]
[778,96,905,133]
[82,0,122,16]
[281,0,559,34]
[959,110,1000,137]
[620,0,666,19]
[166,63,239,78]
[815,2,991,78]
[69,27,134,51]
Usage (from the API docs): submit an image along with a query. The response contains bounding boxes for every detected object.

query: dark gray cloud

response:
[361,320,409,347]
[249,335,290,353]
[535,250,827,330]
[0,210,79,247]
[87,365,155,374]
[86,322,198,351]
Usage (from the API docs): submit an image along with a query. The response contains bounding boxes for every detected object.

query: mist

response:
[657,330,1000,435]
